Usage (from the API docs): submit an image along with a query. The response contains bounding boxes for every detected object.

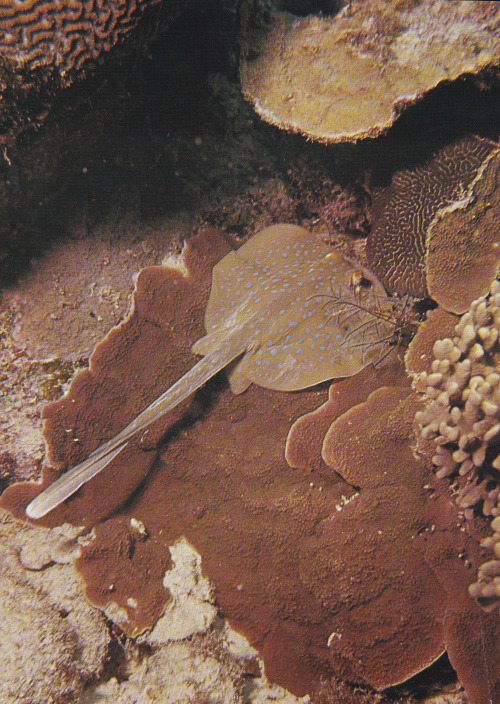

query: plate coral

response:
[240,0,500,143]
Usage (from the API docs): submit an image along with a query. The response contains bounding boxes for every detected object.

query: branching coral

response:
[413,278,500,611]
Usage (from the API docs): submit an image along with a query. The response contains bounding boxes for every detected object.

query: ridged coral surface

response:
[366,136,497,298]
[0,0,160,78]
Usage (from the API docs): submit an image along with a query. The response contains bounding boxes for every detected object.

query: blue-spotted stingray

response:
[26,224,397,519]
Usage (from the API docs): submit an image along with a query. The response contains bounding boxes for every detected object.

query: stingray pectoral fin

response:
[26,336,249,520]
[191,335,211,356]
[226,361,252,394]
[25,442,126,520]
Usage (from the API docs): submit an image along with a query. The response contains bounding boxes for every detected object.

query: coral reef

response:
[0,0,162,77]
[426,146,500,313]
[285,361,408,473]
[3,228,499,701]
[1,228,231,527]
[0,0,187,141]
[240,0,500,143]
[366,136,498,298]
[0,513,300,704]
[24,223,398,520]
[5,4,499,698]
[319,382,500,703]
[412,279,500,613]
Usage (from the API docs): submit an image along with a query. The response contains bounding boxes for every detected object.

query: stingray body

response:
[26,224,395,519]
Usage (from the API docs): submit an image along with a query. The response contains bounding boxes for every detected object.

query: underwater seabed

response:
[0,1,500,703]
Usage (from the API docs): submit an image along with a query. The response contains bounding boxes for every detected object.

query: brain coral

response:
[240,0,500,143]
[0,0,187,141]
[366,136,498,298]
[413,278,500,611]
[0,0,167,79]
[426,145,500,314]
[2,228,500,702]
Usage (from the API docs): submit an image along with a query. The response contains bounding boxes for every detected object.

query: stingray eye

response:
[324,249,344,265]
[348,268,371,294]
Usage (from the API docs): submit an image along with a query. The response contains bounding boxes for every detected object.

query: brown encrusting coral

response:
[240,0,500,144]
[319,383,500,702]
[0,229,232,527]
[2,228,499,702]
[366,136,498,298]
[285,361,409,473]
[24,223,407,521]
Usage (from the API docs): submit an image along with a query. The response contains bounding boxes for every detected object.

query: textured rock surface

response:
[9,222,179,360]
[0,512,109,703]
[240,0,500,143]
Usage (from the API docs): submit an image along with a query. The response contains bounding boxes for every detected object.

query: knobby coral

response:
[413,278,500,612]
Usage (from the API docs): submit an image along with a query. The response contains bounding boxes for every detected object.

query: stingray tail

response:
[25,338,247,519]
